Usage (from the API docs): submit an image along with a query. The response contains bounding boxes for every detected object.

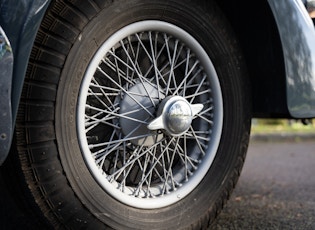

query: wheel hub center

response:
[118,82,164,146]
[148,96,204,136]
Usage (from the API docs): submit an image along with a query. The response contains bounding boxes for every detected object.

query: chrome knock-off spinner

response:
[147,96,204,136]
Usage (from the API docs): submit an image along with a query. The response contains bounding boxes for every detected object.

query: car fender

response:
[0,0,51,165]
[268,0,315,118]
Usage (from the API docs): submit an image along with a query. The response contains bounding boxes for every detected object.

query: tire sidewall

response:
[56,1,249,228]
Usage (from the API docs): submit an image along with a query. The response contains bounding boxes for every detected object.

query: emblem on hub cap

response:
[148,96,204,136]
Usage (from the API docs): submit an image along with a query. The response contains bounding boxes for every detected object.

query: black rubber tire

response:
[10,0,251,229]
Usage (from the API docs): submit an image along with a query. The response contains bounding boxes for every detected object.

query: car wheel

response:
[11,0,251,229]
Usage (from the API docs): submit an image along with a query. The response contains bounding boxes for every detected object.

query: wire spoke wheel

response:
[77,21,223,209]
[11,1,251,228]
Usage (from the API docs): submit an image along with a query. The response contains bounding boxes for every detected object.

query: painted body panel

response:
[268,0,315,118]
[0,0,51,164]
[0,26,13,164]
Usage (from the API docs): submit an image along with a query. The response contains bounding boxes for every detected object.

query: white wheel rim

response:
[77,20,223,209]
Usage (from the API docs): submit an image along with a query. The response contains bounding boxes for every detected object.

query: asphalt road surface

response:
[1,139,314,229]
[211,139,315,230]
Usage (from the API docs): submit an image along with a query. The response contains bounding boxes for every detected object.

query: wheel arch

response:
[215,0,315,119]
[215,0,289,118]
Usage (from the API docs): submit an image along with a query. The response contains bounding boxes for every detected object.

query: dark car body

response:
[1,0,315,228]
[1,0,315,175]
[0,0,50,164]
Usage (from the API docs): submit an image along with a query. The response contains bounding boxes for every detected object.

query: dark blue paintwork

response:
[0,0,51,164]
